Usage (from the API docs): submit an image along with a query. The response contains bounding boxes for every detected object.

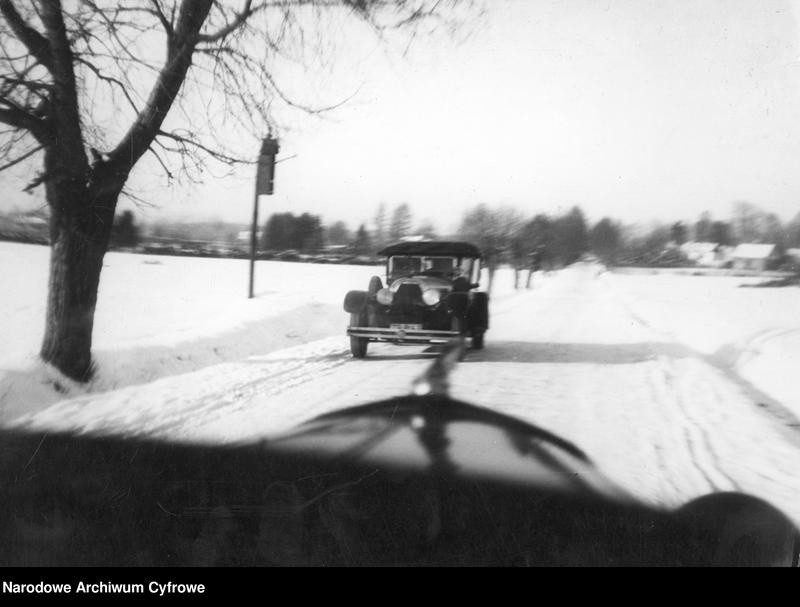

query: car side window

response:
[458,258,473,278]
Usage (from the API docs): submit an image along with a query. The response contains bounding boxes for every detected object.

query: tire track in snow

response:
[10,338,354,441]
[602,280,745,500]
[658,357,740,493]
[141,350,353,439]
[603,271,800,524]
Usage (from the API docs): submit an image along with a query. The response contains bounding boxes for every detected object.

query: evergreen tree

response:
[353,223,372,255]
[389,203,413,241]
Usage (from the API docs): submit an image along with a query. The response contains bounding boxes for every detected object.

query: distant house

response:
[679,241,732,267]
[731,243,781,272]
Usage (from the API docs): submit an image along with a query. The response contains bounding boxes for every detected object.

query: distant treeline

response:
[4,201,799,275]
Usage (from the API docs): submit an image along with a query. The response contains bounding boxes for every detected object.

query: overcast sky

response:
[3,0,800,234]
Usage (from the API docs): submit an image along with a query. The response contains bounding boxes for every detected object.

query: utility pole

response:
[249,136,280,299]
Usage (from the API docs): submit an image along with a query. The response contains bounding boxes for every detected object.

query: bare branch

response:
[197,0,257,43]
[148,0,173,37]
[1,0,469,190]
[75,56,140,115]
[0,0,53,71]
[146,145,173,181]
[0,141,42,171]
[156,128,252,165]
[107,0,215,174]
[0,104,46,136]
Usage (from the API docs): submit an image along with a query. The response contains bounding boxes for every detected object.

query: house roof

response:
[378,241,482,258]
[732,243,777,259]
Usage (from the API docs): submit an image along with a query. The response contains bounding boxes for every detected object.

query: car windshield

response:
[389,255,422,277]
[428,257,455,273]
[388,255,470,280]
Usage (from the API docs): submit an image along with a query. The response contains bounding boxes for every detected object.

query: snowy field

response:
[3,241,800,525]
[0,241,381,420]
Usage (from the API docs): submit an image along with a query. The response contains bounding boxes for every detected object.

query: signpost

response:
[249,136,280,299]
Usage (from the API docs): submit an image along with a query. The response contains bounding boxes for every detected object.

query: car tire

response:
[450,316,468,361]
[350,336,368,358]
[349,312,368,358]
[451,315,466,335]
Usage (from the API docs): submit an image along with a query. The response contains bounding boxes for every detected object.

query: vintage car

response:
[343,241,489,357]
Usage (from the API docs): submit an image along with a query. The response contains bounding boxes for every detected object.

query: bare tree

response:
[458,204,523,293]
[0,0,463,381]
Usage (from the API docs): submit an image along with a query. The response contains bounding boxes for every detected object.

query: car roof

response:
[378,241,482,258]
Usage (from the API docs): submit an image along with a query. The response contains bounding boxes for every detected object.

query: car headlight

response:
[422,288,442,306]
[376,287,394,305]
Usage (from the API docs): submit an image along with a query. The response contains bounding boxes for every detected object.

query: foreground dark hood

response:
[2,391,795,566]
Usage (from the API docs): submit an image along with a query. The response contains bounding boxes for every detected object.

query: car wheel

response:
[472,331,485,350]
[349,312,368,358]
[450,316,468,361]
[451,315,466,335]
[350,336,368,358]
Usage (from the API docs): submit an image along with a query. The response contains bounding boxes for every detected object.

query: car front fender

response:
[344,290,368,314]
[446,291,469,317]
[469,292,489,330]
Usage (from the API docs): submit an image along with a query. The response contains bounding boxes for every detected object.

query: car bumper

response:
[347,326,460,343]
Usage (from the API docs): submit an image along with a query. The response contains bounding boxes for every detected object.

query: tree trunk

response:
[40,185,117,382]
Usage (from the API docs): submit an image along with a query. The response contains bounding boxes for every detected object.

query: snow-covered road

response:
[9,263,800,526]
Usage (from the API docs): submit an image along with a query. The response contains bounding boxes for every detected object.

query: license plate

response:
[390,323,422,331]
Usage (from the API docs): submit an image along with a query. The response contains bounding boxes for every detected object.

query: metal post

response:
[248,136,279,299]
[248,189,259,299]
